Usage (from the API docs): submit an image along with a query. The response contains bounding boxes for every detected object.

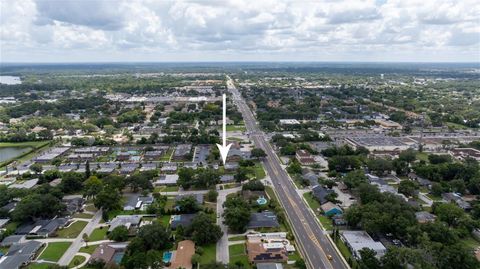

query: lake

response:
[0,147,32,162]
[0,76,22,85]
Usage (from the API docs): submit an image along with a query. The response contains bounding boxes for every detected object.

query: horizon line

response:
[1,60,479,65]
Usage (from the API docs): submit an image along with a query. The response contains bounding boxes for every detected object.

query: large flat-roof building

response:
[346,136,414,152]
[341,231,386,259]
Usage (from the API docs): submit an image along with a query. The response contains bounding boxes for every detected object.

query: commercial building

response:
[295,150,315,165]
[341,231,386,259]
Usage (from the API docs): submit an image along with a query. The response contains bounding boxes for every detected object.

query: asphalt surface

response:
[227,77,348,269]
[216,186,243,263]
[58,209,103,266]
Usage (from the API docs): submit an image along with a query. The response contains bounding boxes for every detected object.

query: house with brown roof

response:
[89,243,127,265]
[295,150,315,165]
[169,240,195,269]
[246,241,288,264]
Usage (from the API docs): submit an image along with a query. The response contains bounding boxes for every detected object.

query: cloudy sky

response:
[1,0,479,62]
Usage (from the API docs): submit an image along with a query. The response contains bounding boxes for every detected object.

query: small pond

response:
[0,147,32,162]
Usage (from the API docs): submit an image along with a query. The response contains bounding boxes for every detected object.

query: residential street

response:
[227,76,348,269]
[58,209,103,266]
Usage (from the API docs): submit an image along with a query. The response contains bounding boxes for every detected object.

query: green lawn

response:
[303,192,333,230]
[229,243,250,268]
[72,212,94,219]
[79,245,97,254]
[84,204,97,212]
[334,236,358,268]
[57,221,88,238]
[27,263,51,269]
[228,235,246,241]
[229,243,245,256]
[160,147,174,161]
[288,251,302,262]
[163,185,179,192]
[0,246,9,254]
[416,152,429,162]
[253,162,266,179]
[199,243,216,265]
[0,141,50,148]
[107,209,136,220]
[226,125,246,132]
[159,215,172,226]
[319,215,334,231]
[89,227,107,241]
[68,255,87,268]
[461,236,480,250]
[164,198,176,211]
[426,194,442,201]
[38,242,71,262]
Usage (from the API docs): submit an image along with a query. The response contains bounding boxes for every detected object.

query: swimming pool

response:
[112,252,124,264]
[257,196,268,205]
[163,251,173,263]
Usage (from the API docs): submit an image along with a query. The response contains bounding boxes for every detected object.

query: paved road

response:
[216,186,242,263]
[227,77,348,269]
[58,209,103,266]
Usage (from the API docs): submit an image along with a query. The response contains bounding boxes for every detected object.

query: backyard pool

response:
[112,252,124,264]
[163,251,173,263]
[257,196,268,205]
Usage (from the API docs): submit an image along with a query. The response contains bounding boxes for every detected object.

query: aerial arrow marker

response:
[216,93,232,165]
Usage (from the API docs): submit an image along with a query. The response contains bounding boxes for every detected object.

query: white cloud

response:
[0,0,478,62]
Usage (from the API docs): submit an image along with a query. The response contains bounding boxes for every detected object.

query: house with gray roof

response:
[123,194,154,211]
[108,215,142,232]
[170,214,197,229]
[0,240,43,269]
[311,185,333,205]
[0,235,25,247]
[247,211,280,229]
[8,178,39,189]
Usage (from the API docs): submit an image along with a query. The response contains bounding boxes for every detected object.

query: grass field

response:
[89,227,107,241]
[229,243,250,268]
[27,263,51,269]
[226,125,246,132]
[416,152,429,162]
[199,243,216,265]
[79,245,97,254]
[228,235,246,241]
[68,255,86,268]
[164,198,176,211]
[107,209,135,220]
[461,236,480,250]
[57,221,88,238]
[0,141,50,148]
[302,192,333,230]
[72,212,94,219]
[84,204,97,212]
[334,236,358,268]
[159,214,172,226]
[38,242,71,262]
[160,147,174,161]
[253,162,266,179]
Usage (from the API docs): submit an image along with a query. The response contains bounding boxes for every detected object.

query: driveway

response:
[216,186,242,264]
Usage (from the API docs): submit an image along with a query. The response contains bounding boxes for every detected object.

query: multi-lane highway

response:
[227,76,348,269]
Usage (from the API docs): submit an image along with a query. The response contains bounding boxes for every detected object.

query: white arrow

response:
[216,93,232,165]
